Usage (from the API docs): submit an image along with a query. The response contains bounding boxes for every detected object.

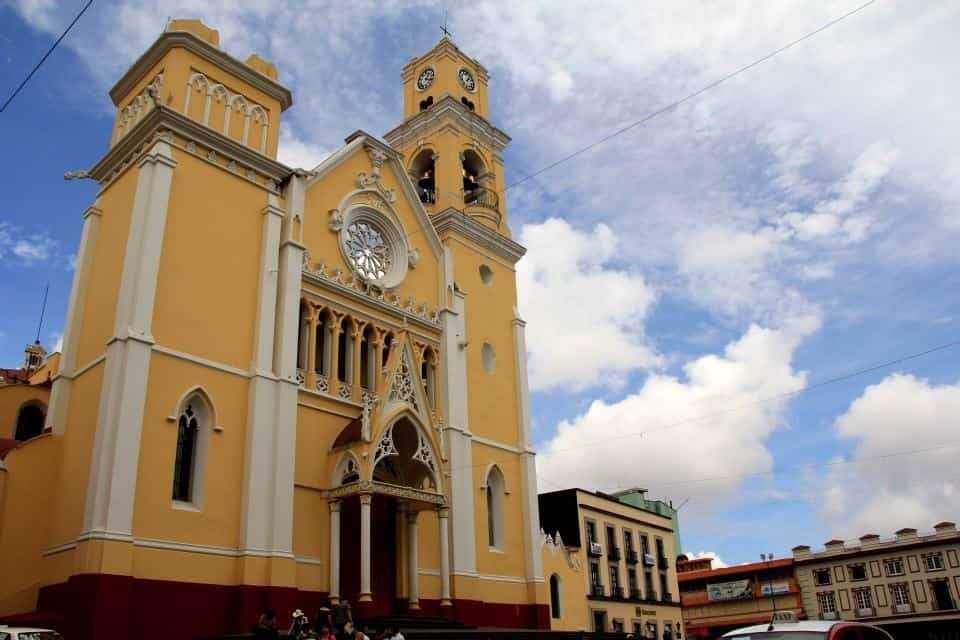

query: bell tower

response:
[386,35,511,236]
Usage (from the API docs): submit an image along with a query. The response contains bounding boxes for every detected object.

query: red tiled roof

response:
[0,367,31,384]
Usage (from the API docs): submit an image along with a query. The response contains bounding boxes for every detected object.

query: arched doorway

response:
[14,403,45,441]
[333,416,445,617]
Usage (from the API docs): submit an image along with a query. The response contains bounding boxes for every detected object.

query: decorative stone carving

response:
[373,423,398,465]
[389,353,419,411]
[327,479,445,505]
[296,369,305,386]
[412,433,437,475]
[316,374,329,393]
[207,150,218,162]
[338,384,352,400]
[408,248,420,268]
[246,169,257,180]
[185,140,197,153]
[329,208,344,232]
[227,160,238,172]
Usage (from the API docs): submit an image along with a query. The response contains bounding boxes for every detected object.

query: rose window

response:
[344,220,392,281]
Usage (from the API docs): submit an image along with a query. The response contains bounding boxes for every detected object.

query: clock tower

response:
[386,35,511,236]
[386,36,546,624]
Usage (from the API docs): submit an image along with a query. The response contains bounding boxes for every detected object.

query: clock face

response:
[458,68,476,92]
[416,68,435,91]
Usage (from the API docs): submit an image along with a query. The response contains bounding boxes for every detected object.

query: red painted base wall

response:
[11,574,550,639]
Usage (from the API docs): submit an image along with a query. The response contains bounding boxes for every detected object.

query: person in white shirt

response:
[388,625,404,640]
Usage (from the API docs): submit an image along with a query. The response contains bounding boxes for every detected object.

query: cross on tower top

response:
[440,11,452,39]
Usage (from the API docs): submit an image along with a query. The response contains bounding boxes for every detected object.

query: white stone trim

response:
[471,435,522,454]
[72,354,106,379]
[153,344,251,378]
[41,541,78,557]
[431,207,525,264]
[296,555,323,566]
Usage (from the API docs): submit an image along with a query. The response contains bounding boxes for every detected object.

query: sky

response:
[1,0,958,567]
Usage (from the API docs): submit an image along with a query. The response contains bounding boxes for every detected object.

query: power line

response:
[503,0,878,193]
[0,0,95,114]
[441,336,960,478]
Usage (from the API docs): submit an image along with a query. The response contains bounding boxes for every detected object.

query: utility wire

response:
[436,336,960,479]
[503,0,878,193]
[0,0,95,114]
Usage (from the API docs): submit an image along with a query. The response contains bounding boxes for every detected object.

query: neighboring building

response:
[677,556,804,638]
[613,487,683,560]
[793,522,960,638]
[0,341,58,456]
[540,488,683,638]
[0,19,549,639]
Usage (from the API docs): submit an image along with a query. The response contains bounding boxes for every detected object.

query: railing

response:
[625,550,639,564]
[661,592,673,603]
[658,555,670,570]
[610,586,624,599]
[464,186,499,210]
[628,588,641,601]
[643,553,656,567]
[893,603,914,614]
[608,547,621,561]
[590,583,604,597]
[418,188,436,205]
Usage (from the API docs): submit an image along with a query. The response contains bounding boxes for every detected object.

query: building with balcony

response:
[793,522,960,638]
[539,488,683,638]
[677,556,804,638]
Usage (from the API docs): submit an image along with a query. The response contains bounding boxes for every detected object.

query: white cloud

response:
[517,218,659,392]
[537,313,819,512]
[0,223,57,265]
[50,332,63,353]
[678,225,777,274]
[277,125,331,169]
[818,374,960,538]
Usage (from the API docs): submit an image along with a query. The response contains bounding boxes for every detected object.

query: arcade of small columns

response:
[296,298,439,408]
[327,494,452,609]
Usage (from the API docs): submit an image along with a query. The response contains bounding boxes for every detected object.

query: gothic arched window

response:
[14,403,45,441]
[486,465,505,550]
[172,393,211,505]
[550,574,562,619]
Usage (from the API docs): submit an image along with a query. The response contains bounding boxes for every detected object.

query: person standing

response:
[251,609,280,640]
[333,599,353,637]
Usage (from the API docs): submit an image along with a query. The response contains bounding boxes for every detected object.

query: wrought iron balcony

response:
[662,592,673,603]
[610,586,624,599]
[464,186,499,210]
[608,546,621,561]
[626,550,639,564]
[658,555,670,570]
[590,583,604,597]
[628,588,642,601]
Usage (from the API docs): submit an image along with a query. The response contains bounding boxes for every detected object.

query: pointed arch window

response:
[486,465,505,550]
[172,393,211,506]
[421,347,437,409]
[550,574,562,619]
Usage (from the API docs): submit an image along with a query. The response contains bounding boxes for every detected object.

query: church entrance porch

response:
[328,483,450,619]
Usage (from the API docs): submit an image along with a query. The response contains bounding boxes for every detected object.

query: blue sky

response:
[2,0,958,567]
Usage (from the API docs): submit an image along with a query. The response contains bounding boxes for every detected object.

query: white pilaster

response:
[359,493,372,601]
[439,250,478,577]
[83,138,176,537]
[329,499,341,605]
[407,510,420,609]
[47,205,102,434]
[438,507,452,606]
[513,311,543,581]
[240,197,284,555]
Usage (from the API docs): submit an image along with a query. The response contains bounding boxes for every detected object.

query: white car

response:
[722,619,894,640]
[0,627,64,640]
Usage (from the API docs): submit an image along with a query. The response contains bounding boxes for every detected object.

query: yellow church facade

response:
[0,20,548,639]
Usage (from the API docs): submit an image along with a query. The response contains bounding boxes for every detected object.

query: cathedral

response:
[0,19,547,639]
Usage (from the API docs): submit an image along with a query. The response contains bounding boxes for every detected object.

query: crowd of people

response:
[251,600,407,640]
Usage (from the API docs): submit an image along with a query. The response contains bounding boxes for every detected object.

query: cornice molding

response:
[402,38,490,81]
[383,96,510,151]
[88,106,293,186]
[110,30,292,110]
[431,207,526,264]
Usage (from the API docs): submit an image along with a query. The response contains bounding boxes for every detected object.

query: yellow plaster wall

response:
[131,352,249,548]
[543,546,588,630]
[403,45,489,121]
[152,151,264,370]
[301,150,442,311]
[48,362,105,546]
[0,384,50,440]
[74,174,137,368]
[0,434,60,616]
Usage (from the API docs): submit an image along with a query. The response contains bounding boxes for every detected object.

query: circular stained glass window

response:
[344,220,393,281]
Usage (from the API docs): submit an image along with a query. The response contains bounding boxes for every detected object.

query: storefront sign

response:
[761,581,791,596]
[707,579,752,601]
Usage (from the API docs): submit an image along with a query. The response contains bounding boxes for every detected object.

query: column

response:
[395,502,408,600]
[359,494,373,602]
[351,323,364,400]
[329,318,342,397]
[329,499,341,605]
[305,305,318,389]
[369,333,381,393]
[407,510,420,610]
[438,507,452,607]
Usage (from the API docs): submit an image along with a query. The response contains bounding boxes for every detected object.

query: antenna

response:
[35,283,49,344]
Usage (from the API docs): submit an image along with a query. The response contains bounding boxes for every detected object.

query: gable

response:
[301,134,444,309]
